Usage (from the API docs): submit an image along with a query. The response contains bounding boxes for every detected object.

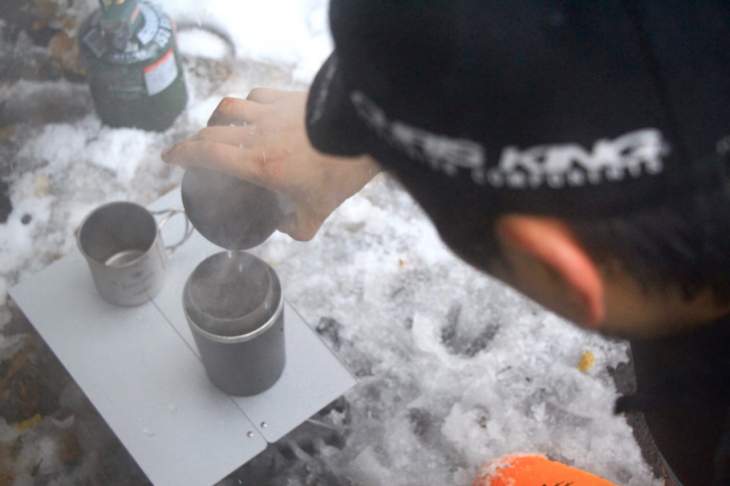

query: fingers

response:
[161,140,270,188]
[277,211,322,242]
[207,89,290,126]
[208,97,268,127]
[190,125,262,147]
[246,87,287,104]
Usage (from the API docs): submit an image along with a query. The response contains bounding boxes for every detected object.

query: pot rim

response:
[183,252,285,344]
[184,287,284,343]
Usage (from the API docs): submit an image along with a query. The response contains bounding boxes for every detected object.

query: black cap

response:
[306,0,730,220]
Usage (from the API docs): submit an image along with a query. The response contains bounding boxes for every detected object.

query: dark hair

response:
[568,186,730,305]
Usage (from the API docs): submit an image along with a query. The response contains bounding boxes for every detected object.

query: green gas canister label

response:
[144,48,178,96]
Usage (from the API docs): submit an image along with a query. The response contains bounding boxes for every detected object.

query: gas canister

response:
[78,0,187,131]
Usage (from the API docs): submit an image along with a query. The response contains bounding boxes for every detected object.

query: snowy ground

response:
[0,1,663,485]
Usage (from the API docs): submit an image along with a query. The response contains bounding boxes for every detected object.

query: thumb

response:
[277,211,322,242]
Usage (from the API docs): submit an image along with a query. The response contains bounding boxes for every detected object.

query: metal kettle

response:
[181,167,283,250]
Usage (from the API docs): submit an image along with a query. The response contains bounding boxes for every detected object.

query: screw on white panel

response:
[260,422,268,428]
[247,431,254,438]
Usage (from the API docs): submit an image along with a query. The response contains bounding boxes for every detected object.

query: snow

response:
[177,29,231,61]
[244,184,658,485]
[0,1,662,485]
[159,0,332,82]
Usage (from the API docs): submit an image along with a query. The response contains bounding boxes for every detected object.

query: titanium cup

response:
[77,201,193,306]
[183,251,286,396]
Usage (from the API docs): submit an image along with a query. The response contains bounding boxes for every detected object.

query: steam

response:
[184,251,276,336]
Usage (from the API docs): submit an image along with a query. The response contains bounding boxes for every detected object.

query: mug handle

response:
[152,208,194,254]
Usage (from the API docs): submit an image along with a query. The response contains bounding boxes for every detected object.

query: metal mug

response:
[77,201,193,306]
[183,251,286,396]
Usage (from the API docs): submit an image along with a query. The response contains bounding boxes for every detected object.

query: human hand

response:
[161,88,381,241]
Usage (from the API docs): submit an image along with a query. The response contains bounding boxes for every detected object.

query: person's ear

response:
[495,215,606,327]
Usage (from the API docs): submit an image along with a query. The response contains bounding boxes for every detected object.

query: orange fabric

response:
[473,454,618,486]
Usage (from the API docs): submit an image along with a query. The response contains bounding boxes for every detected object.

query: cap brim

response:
[305,53,369,158]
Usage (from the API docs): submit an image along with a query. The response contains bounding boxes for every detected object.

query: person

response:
[162,1,730,484]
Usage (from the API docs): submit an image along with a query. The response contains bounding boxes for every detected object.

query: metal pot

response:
[183,251,286,396]
[181,167,283,250]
